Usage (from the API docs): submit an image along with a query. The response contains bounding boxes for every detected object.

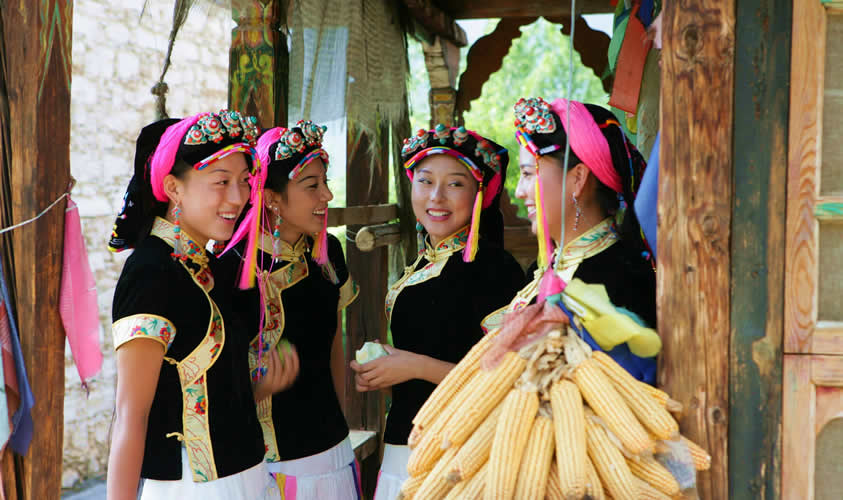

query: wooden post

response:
[658,1,734,499]
[344,124,389,497]
[229,0,288,128]
[391,110,417,267]
[423,37,460,126]
[729,0,790,498]
[1,1,73,498]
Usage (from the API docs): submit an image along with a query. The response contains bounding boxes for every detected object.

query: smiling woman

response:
[106,110,283,500]
[353,125,525,500]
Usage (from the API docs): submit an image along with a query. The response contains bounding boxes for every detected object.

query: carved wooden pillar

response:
[422,37,460,127]
[229,0,288,128]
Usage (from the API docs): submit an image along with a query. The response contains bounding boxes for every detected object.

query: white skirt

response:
[140,448,279,500]
[373,444,410,500]
[269,435,362,500]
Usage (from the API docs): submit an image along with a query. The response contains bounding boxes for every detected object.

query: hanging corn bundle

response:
[398,279,711,500]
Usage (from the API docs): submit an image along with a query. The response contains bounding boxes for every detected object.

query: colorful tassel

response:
[238,180,263,290]
[311,208,329,265]
[534,176,553,269]
[463,183,483,262]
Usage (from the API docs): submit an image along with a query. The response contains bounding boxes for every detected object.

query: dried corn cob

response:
[448,405,502,482]
[444,351,528,448]
[593,351,679,440]
[549,379,587,497]
[458,460,488,500]
[584,454,605,500]
[682,436,712,471]
[407,371,488,475]
[545,460,563,500]
[573,358,653,455]
[626,455,681,496]
[633,477,673,500]
[397,472,426,500]
[485,388,539,500]
[513,415,554,500]
[638,380,670,406]
[413,333,493,429]
[408,426,421,449]
[585,418,638,500]
[414,447,458,499]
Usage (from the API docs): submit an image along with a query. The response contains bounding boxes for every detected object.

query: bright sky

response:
[457,13,614,45]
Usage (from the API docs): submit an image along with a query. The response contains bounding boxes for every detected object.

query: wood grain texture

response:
[729,0,790,498]
[814,196,843,221]
[327,204,398,227]
[782,354,816,500]
[785,0,826,353]
[229,0,288,128]
[657,1,734,498]
[811,354,843,388]
[813,322,843,355]
[391,110,418,267]
[2,1,72,498]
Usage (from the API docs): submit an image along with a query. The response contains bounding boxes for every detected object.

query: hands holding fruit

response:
[254,339,300,402]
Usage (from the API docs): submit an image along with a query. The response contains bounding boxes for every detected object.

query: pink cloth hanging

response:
[60,197,102,386]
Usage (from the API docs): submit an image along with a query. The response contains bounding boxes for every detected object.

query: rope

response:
[0,179,75,235]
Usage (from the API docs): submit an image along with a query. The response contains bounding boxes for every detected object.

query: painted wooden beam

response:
[658,0,735,498]
[1,1,73,498]
[229,0,288,128]
[434,0,613,19]
[729,0,790,498]
[815,196,843,221]
[403,0,467,47]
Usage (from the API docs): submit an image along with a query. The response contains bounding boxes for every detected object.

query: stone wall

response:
[63,0,232,488]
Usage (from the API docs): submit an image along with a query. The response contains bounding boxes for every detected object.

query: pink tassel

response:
[311,208,329,265]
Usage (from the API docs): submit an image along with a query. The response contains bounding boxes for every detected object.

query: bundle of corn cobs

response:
[399,325,711,500]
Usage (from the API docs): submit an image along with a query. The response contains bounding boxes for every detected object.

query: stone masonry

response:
[63,0,231,489]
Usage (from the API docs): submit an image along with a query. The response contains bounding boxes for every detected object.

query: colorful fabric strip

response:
[194,143,260,173]
[403,147,484,182]
[288,149,329,180]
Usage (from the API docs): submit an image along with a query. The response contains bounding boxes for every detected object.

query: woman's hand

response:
[254,344,300,402]
[349,344,420,392]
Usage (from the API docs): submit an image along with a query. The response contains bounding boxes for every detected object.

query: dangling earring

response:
[212,240,226,254]
[572,194,582,232]
[171,205,183,260]
[272,210,283,257]
[416,220,425,253]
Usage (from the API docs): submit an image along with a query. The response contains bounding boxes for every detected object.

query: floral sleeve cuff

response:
[112,314,176,352]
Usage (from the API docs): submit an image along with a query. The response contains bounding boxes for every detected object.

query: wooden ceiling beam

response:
[402,0,468,47]
[434,0,614,19]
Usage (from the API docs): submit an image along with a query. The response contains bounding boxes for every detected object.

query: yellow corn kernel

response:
[633,477,673,500]
[396,472,426,500]
[456,460,488,500]
[682,436,712,471]
[549,380,587,497]
[573,358,653,455]
[408,425,421,449]
[445,351,528,448]
[513,415,554,500]
[448,404,502,483]
[414,447,458,499]
[584,454,606,500]
[626,455,680,496]
[413,334,493,429]
[485,388,539,500]
[637,380,669,406]
[585,418,638,500]
[593,351,679,440]
[546,460,564,500]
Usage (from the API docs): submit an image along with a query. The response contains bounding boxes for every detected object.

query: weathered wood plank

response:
[327,204,398,228]
[658,1,734,498]
[229,0,288,128]
[355,223,401,252]
[814,196,843,221]
[782,354,816,500]
[813,322,843,355]
[349,429,378,462]
[403,0,468,46]
[785,0,825,354]
[391,111,418,267]
[2,1,72,498]
[435,0,613,19]
[811,354,843,388]
[344,124,389,498]
[729,1,790,498]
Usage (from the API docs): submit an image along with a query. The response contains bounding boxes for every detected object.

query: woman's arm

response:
[107,339,164,500]
[331,311,345,404]
[350,345,455,391]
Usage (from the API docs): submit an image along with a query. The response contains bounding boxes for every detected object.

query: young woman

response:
[509,96,658,382]
[107,110,294,500]
[351,125,525,500]
[227,122,360,499]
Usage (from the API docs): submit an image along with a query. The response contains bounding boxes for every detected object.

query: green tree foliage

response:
[408,18,609,212]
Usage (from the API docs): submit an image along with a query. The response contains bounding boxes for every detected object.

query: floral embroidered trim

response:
[338,277,359,311]
[385,226,468,322]
[112,314,176,351]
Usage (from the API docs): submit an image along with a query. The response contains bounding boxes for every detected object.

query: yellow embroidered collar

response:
[258,232,309,263]
[151,216,210,269]
[385,226,469,322]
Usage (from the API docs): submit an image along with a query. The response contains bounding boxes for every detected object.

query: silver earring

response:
[572,194,581,232]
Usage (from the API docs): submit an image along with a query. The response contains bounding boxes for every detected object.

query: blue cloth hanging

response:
[635,133,659,260]
[0,257,35,454]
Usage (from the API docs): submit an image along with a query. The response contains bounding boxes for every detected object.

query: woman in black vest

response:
[107,111,291,499]
[351,125,524,499]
